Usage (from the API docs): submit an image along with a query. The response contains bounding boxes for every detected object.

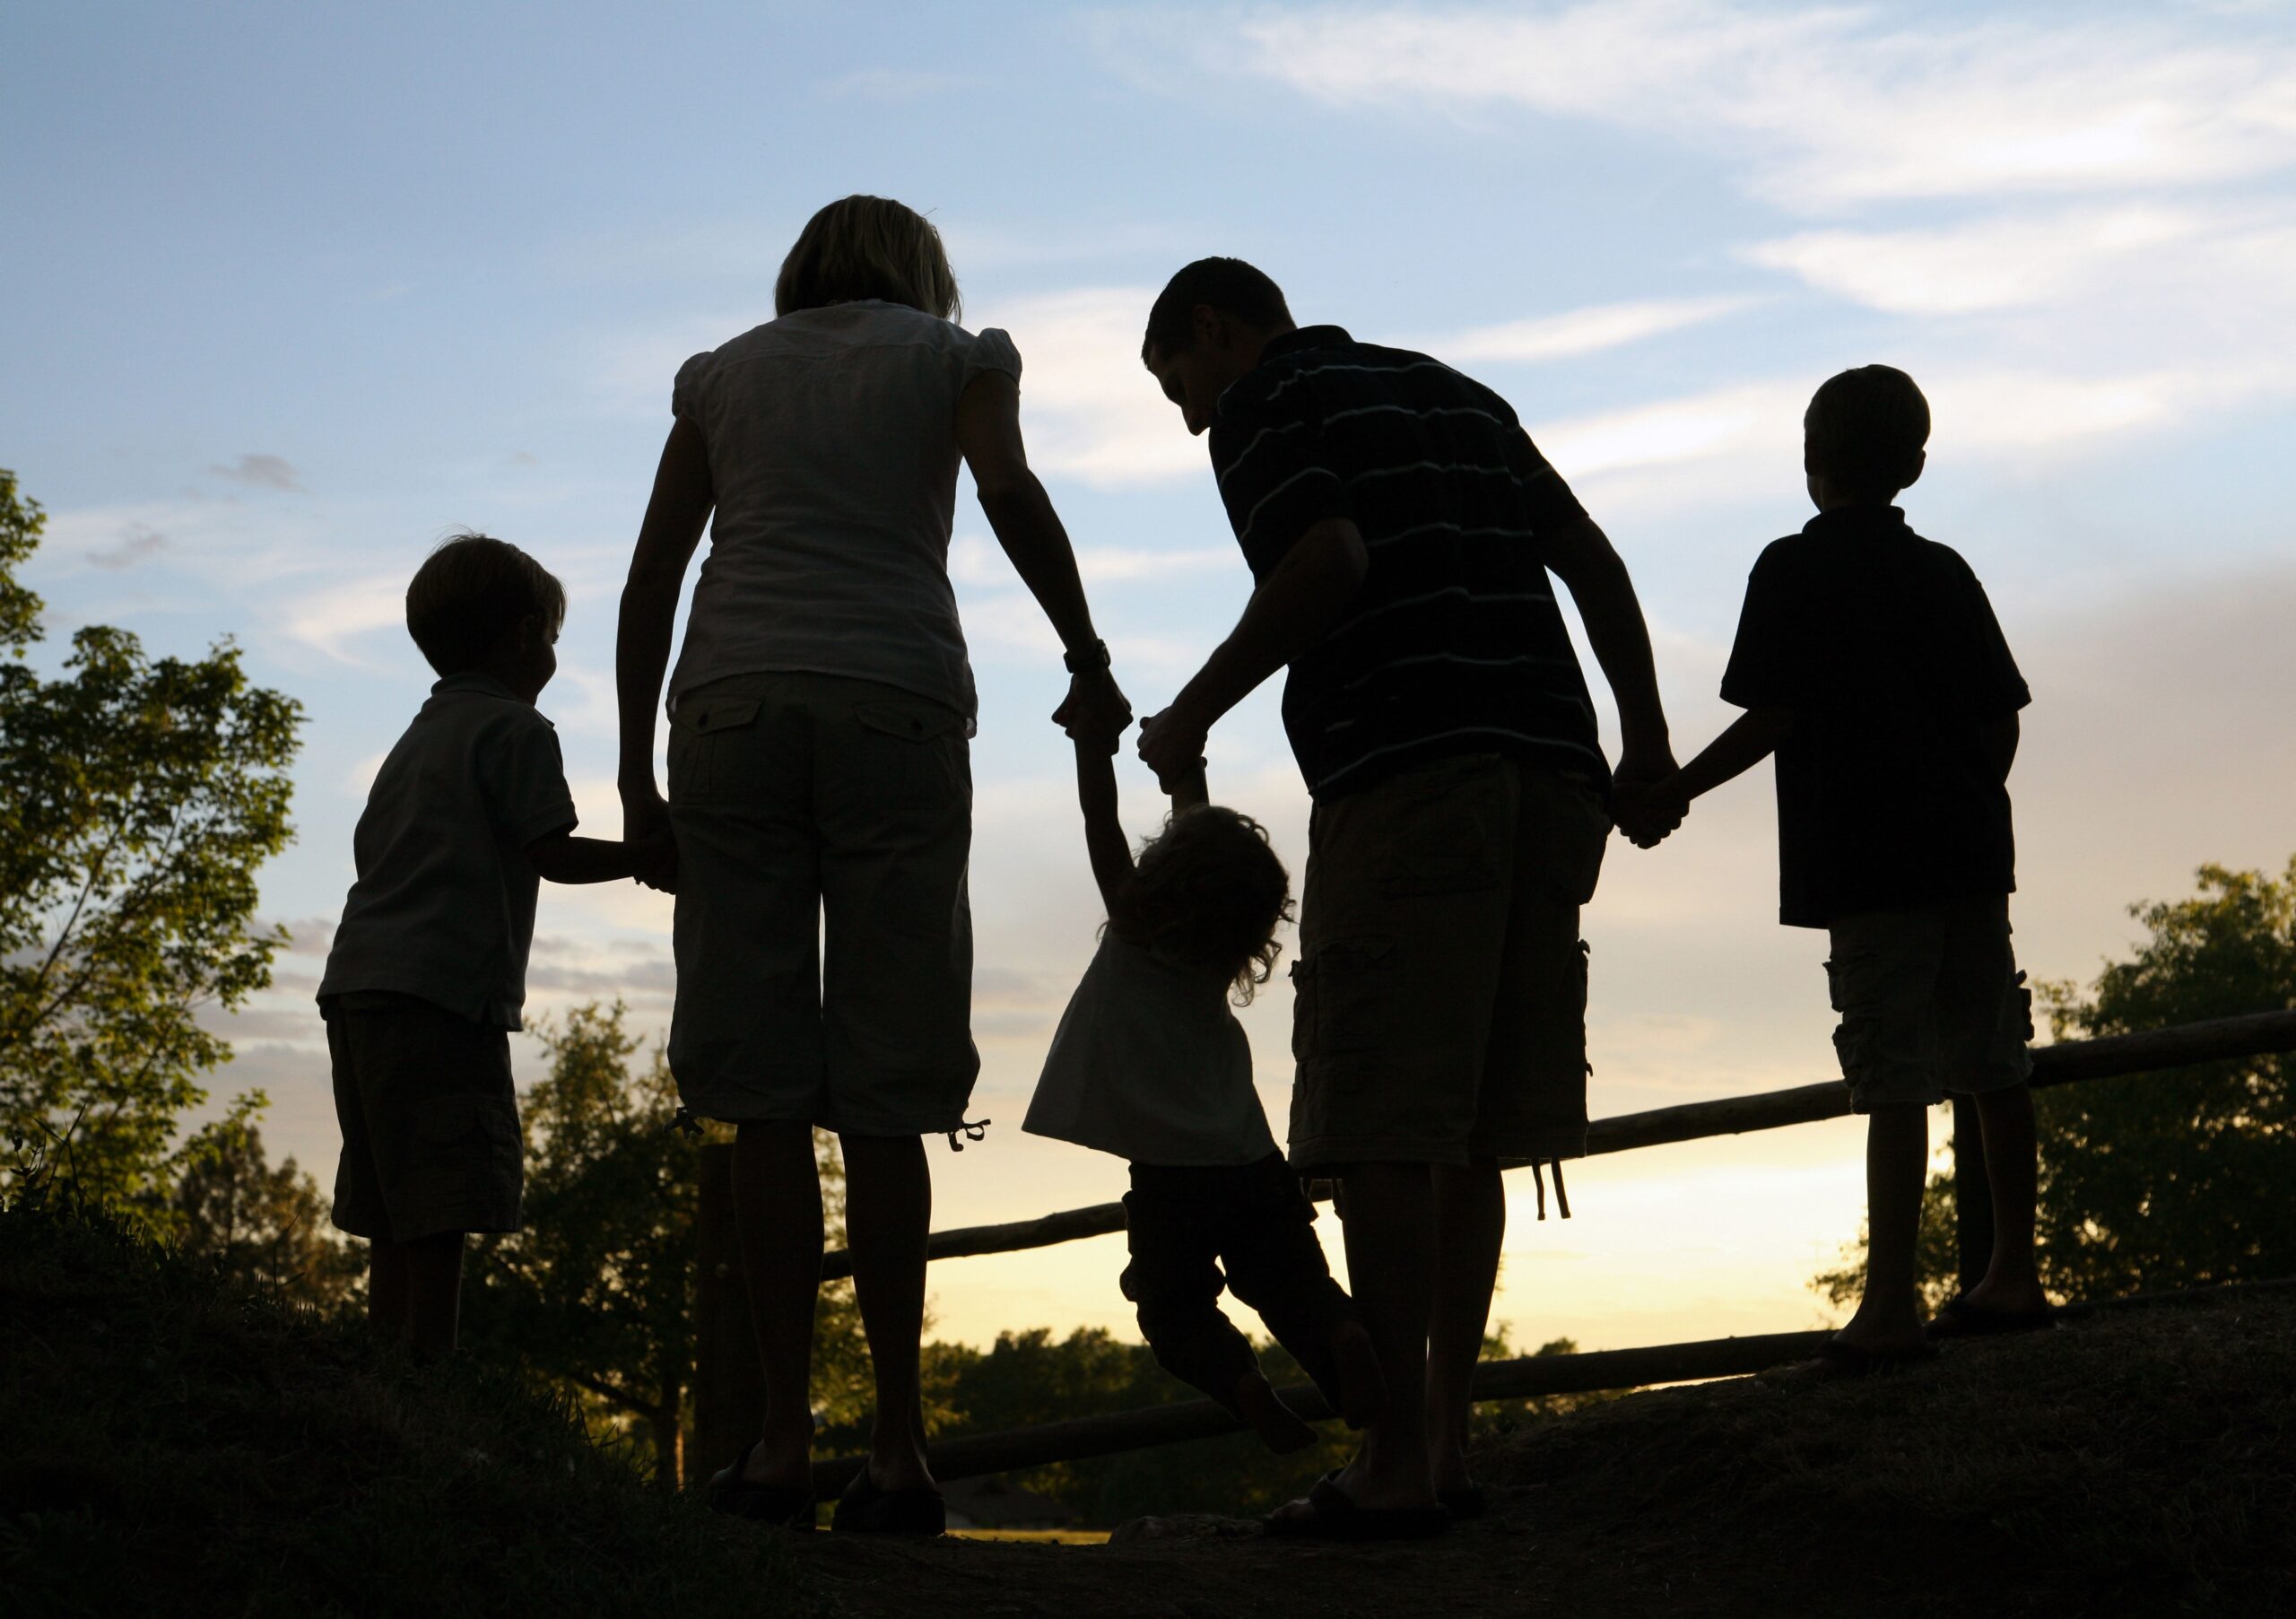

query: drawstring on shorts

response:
[665,1106,704,1139]
[945,1118,992,1153]
[1531,1159,1572,1221]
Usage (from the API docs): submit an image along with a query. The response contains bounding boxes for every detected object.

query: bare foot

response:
[1235,1371,1318,1455]
[1330,1319,1387,1431]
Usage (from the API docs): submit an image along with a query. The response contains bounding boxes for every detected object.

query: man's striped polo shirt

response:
[1209,324,1606,799]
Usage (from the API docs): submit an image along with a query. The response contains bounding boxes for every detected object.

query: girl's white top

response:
[666,300,1022,722]
[1023,931,1279,1167]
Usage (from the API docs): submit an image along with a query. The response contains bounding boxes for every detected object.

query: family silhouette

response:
[317,195,2048,1542]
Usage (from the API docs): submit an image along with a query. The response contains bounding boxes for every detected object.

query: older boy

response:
[1632,366,2051,1371]
[318,533,656,1357]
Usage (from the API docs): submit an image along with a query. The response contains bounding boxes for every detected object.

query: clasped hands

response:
[1613,753,1690,850]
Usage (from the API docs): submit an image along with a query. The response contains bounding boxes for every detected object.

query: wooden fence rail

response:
[808,1007,2296,1282]
[694,1005,2296,1481]
[805,1275,2296,1494]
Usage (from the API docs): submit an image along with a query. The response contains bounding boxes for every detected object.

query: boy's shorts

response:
[1288,753,1611,1169]
[1824,895,2035,1113]
[665,671,979,1137]
[326,991,523,1243]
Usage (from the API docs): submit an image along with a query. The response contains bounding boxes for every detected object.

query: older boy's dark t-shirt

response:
[1720,505,2030,928]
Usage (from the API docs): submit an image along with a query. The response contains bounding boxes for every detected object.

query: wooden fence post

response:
[1950,1094,1995,1297]
[692,1141,762,1487]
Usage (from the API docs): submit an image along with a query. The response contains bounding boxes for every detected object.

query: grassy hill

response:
[8,1199,2292,1617]
[0,1205,820,1619]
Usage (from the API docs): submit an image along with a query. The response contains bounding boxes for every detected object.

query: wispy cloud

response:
[86,522,168,570]
[1414,294,1760,365]
[1223,1,2296,210]
[988,286,1207,486]
[283,573,407,666]
[208,453,305,492]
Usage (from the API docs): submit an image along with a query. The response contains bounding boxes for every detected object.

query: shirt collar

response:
[1259,324,1352,363]
[1803,503,1909,539]
[430,672,524,702]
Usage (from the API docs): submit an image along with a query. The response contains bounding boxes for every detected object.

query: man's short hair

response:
[404,532,566,676]
[1141,257,1294,362]
[1805,365,1930,500]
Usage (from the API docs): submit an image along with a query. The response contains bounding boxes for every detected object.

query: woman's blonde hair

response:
[775,195,961,321]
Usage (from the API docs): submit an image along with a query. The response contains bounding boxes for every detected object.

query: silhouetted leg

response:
[402,1232,465,1359]
[841,1131,935,1493]
[1216,1167,1374,1432]
[367,1239,407,1343]
[1839,1105,1929,1354]
[732,1119,822,1489]
[1964,1084,2047,1314]
[1122,1187,1263,1414]
[1426,1158,1504,1493]
[1308,1161,1436,1512]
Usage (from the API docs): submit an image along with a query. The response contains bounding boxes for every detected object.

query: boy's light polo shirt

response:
[318,674,578,1028]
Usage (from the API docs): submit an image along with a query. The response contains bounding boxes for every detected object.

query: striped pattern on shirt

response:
[1210,326,1606,798]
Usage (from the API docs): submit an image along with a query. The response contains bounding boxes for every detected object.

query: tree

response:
[1813,859,2296,1310]
[169,1119,362,1308]
[0,469,302,1227]
[2031,859,2296,1298]
[467,1002,869,1487]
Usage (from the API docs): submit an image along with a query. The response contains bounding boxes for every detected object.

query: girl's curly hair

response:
[1107,805,1294,1004]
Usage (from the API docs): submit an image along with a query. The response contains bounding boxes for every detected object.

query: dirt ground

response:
[778,1292,2296,1619]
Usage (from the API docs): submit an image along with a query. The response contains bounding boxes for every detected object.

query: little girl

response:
[1022,728,1383,1452]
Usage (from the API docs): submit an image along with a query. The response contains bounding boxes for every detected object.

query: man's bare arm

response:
[1136,518,1368,786]
[1535,511,1672,777]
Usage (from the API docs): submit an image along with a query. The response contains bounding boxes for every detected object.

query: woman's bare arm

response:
[616,416,713,869]
[956,371,1130,746]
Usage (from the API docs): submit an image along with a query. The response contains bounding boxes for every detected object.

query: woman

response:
[615,196,1127,1531]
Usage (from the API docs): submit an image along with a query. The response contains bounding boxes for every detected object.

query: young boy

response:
[317,533,659,1357]
[1629,366,2051,1372]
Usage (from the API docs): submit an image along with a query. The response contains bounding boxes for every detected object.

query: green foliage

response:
[168,1119,363,1308]
[0,469,302,1227]
[1809,1171,1963,1313]
[1813,858,2296,1310]
[2032,859,2296,1298]
[467,1002,869,1486]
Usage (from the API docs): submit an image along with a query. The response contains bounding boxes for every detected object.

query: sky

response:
[5,0,2294,1355]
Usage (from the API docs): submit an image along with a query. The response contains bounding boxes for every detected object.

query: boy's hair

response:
[1109,805,1293,1004]
[1141,257,1294,363]
[776,195,961,323]
[1805,365,1930,500]
[404,532,566,677]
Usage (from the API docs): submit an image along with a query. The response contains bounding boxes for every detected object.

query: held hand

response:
[1054,666,1132,754]
[622,781,678,891]
[1136,704,1210,794]
[1613,772,1689,850]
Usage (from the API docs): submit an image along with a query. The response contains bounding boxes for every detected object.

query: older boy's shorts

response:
[326,991,523,1243]
[1824,896,2035,1113]
[1288,753,1611,1169]
[666,671,979,1137]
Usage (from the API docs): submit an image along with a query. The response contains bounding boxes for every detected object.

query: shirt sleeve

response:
[1718,544,1807,711]
[965,326,1023,387]
[1514,430,1591,535]
[671,351,714,421]
[1209,381,1353,579]
[487,714,579,849]
[1961,565,2032,716]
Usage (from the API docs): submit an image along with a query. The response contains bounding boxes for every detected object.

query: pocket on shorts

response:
[1292,936,1394,1061]
[1544,773,1613,908]
[1374,768,1505,895]
[668,698,763,801]
[850,700,970,828]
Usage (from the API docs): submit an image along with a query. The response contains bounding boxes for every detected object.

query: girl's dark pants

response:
[1120,1152,1357,1416]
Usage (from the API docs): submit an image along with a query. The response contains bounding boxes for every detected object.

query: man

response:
[1135,258,1675,1537]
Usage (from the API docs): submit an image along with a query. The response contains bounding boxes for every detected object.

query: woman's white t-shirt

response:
[667,300,1022,722]
[1022,931,1280,1167]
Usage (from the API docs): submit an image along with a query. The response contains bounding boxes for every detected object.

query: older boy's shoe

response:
[705,1441,814,1529]
[1929,1293,2057,1338]
[832,1468,945,1535]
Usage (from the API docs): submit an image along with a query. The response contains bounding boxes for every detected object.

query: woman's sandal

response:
[1265,1472,1450,1542]
[1928,1293,2057,1339]
[704,1441,816,1530]
[831,1468,946,1536]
